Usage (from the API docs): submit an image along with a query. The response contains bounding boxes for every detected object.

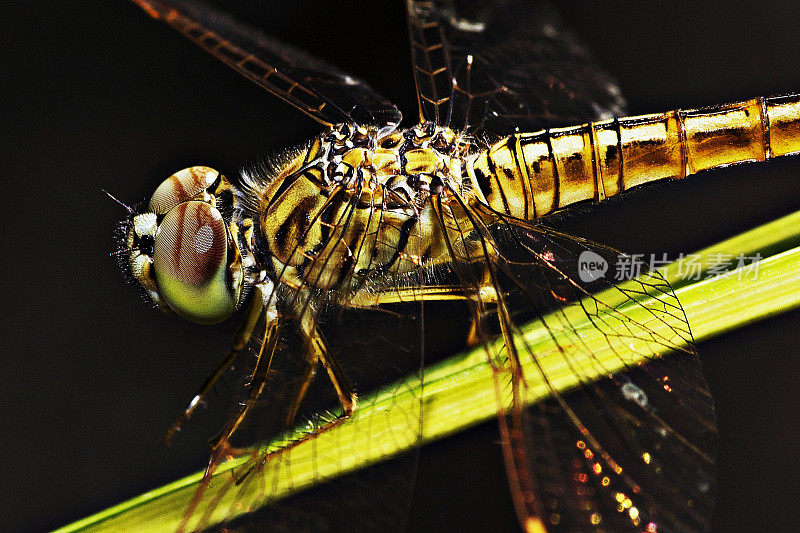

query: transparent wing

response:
[432,198,717,532]
[189,304,425,532]
[406,0,626,139]
[131,0,402,128]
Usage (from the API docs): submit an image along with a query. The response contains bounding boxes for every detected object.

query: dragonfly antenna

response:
[103,189,135,215]
[109,247,134,258]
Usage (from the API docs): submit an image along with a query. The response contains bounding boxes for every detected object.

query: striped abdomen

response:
[467,94,800,219]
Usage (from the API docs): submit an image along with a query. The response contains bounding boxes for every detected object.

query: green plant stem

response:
[57,210,800,532]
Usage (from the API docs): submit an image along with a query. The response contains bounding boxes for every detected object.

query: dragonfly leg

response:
[165,285,267,444]
[285,312,357,426]
[348,282,498,307]
[348,282,499,347]
[210,281,282,452]
[465,267,499,347]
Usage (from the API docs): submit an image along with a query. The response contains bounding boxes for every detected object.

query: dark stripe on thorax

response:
[380,215,418,274]
[273,195,319,255]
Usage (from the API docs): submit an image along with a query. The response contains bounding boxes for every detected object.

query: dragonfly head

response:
[119,166,246,324]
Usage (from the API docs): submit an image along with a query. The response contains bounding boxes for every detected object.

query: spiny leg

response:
[284,311,357,426]
[347,283,487,306]
[466,268,498,347]
[166,285,267,443]
[182,281,281,532]
[236,279,504,493]
[349,282,499,348]
[210,281,282,454]
[233,310,362,488]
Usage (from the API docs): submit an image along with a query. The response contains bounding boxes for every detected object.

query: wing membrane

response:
[132,0,402,128]
[182,305,426,532]
[432,199,717,531]
[406,0,626,139]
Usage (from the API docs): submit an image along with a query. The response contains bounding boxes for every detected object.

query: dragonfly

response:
[114,0,800,531]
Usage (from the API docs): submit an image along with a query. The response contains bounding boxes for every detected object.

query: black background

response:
[4,1,800,531]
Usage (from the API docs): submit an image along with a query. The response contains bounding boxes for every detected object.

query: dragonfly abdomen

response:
[468,94,800,219]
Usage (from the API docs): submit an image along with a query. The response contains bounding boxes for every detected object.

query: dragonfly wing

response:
[406,0,626,138]
[131,0,402,128]
[434,199,717,531]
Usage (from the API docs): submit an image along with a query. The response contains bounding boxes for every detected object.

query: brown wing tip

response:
[130,0,175,21]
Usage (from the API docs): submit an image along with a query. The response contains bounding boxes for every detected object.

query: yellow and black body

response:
[123,94,800,322]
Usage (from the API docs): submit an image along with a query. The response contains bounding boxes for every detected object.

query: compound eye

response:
[148,166,219,215]
[152,201,236,324]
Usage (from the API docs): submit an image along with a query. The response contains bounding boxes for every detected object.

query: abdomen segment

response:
[468,94,800,219]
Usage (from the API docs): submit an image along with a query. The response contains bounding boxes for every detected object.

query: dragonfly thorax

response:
[243,122,480,299]
[302,121,472,201]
